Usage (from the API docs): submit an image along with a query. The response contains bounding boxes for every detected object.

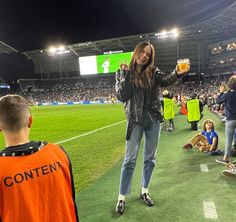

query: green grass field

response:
[0,104,126,191]
[1,103,236,221]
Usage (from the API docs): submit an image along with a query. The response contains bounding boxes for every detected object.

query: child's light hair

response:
[202,119,215,131]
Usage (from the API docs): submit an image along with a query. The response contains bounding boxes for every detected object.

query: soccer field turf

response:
[1,104,236,221]
[0,104,126,191]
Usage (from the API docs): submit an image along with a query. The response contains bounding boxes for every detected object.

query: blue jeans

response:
[224,120,236,158]
[234,129,236,146]
[119,112,161,195]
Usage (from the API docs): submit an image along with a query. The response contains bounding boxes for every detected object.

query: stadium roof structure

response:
[182,0,236,40]
[22,0,236,77]
[0,41,18,54]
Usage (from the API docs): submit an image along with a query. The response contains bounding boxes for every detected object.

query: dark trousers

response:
[189,113,203,131]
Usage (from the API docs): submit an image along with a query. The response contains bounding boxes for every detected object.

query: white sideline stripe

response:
[200,164,209,172]
[203,201,218,219]
[56,120,126,145]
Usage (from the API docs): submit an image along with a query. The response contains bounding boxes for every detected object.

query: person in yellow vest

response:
[0,95,79,222]
[163,90,175,132]
[186,93,204,130]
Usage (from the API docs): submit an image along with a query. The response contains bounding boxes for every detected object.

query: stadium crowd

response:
[3,73,230,109]
[17,75,115,104]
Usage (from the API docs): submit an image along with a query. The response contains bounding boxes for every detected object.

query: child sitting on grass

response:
[183,119,218,152]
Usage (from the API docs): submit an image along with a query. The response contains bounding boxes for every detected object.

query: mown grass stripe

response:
[56,120,126,144]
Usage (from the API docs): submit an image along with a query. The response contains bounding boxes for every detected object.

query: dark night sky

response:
[0,0,235,82]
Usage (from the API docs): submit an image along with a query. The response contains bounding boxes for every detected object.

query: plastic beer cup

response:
[177,58,190,72]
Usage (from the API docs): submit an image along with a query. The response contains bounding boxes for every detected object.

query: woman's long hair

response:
[129,42,155,89]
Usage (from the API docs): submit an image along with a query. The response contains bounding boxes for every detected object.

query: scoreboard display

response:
[79,52,132,75]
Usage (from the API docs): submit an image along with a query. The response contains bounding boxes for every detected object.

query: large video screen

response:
[79,52,132,75]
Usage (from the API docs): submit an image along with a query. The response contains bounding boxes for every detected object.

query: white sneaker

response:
[221,117,226,122]
[222,169,236,177]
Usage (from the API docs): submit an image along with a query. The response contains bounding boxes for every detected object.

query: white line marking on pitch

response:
[200,164,209,172]
[56,120,126,144]
[203,201,218,219]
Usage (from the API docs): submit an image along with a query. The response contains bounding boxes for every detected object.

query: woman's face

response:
[136,45,151,67]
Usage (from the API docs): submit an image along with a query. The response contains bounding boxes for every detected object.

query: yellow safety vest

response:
[163,98,174,120]
[187,99,200,122]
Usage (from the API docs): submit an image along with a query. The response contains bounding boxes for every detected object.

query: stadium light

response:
[155,28,179,39]
[161,30,167,36]
[47,45,70,55]
[48,46,57,53]
[58,45,65,51]
[171,28,179,38]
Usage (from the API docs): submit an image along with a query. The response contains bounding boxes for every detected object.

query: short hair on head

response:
[162,90,169,96]
[227,75,236,90]
[0,94,30,131]
[190,93,197,99]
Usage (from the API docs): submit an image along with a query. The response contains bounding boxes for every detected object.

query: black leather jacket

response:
[115,67,178,123]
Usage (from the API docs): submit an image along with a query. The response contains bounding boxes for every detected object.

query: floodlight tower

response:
[155,27,180,64]
[48,45,68,78]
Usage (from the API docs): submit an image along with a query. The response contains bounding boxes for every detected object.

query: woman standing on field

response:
[115,41,190,214]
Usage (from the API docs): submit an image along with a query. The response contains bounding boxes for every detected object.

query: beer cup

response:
[177,58,190,72]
